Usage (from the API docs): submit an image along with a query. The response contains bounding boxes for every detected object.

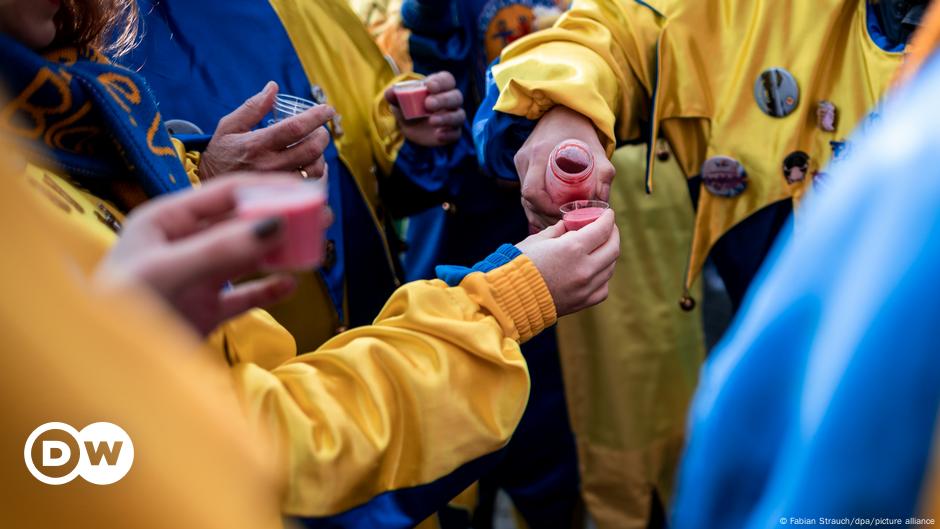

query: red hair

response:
[51,0,140,56]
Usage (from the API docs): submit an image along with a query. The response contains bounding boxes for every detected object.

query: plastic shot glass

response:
[560,200,610,231]
[272,93,317,123]
[236,179,328,271]
[392,80,430,120]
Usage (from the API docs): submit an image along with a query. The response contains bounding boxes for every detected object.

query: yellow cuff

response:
[484,255,557,343]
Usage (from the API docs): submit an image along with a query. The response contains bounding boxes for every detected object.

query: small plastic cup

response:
[272,93,317,123]
[393,80,430,120]
[236,179,328,271]
[560,200,610,231]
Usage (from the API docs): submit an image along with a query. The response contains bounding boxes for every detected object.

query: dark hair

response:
[51,0,140,56]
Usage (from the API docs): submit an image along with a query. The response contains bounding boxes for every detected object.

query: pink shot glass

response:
[393,80,430,120]
[560,200,610,231]
[236,180,328,271]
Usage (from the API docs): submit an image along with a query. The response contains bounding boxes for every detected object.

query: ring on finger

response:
[298,167,309,179]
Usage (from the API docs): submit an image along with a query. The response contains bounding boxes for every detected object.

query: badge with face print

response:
[754,68,801,118]
[702,156,747,197]
[782,151,810,184]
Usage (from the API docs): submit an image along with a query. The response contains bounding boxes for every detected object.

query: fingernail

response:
[253,217,283,240]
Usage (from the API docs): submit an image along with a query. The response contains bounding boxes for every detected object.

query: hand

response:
[94,175,333,336]
[385,71,465,147]
[200,81,335,180]
[515,209,620,316]
[514,106,615,230]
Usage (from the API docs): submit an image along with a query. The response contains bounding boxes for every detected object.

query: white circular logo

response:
[24,422,134,485]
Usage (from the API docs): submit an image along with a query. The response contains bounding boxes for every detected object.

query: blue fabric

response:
[867,1,907,53]
[0,35,189,199]
[293,450,506,529]
[672,54,940,529]
[435,244,522,286]
[473,59,537,182]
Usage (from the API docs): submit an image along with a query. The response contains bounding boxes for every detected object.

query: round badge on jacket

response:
[782,151,810,184]
[754,68,800,118]
[702,156,748,197]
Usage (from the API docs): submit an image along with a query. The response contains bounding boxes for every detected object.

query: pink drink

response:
[560,200,610,231]
[545,139,596,206]
[394,81,430,120]
[236,182,327,271]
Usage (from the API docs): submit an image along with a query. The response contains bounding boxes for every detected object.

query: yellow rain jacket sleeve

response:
[491,0,661,154]
[491,0,902,292]
[216,255,556,516]
[21,156,557,520]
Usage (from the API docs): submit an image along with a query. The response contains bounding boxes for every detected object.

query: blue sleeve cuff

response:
[435,244,522,286]
[383,134,475,217]
[472,59,537,181]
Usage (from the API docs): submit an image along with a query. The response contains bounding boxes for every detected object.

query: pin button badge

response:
[782,151,810,184]
[702,156,747,197]
[754,68,801,118]
[817,101,837,132]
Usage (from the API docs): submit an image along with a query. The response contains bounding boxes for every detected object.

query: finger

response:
[428,108,466,128]
[216,81,278,135]
[304,157,328,180]
[563,208,615,252]
[217,274,298,323]
[595,158,616,202]
[134,175,288,240]
[273,127,330,170]
[520,172,560,225]
[385,86,400,107]
[424,71,457,94]
[434,127,462,145]
[425,89,463,113]
[255,104,335,150]
[149,215,288,294]
[521,197,554,232]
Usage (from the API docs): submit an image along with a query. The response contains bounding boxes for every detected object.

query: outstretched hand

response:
[516,209,620,316]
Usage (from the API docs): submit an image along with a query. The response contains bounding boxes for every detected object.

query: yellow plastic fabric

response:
[2,150,282,529]
[556,142,704,529]
[24,157,558,518]
[492,0,903,292]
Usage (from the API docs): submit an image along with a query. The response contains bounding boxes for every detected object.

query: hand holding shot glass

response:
[95,175,332,336]
[199,82,333,180]
[385,71,467,147]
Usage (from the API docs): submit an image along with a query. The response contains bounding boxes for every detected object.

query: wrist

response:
[482,255,556,343]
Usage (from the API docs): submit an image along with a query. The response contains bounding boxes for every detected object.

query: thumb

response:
[216,81,278,135]
[385,86,400,107]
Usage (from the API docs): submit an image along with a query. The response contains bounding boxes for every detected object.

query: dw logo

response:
[24,422,134,485]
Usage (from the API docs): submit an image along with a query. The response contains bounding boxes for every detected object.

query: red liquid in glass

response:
[239,189,327,271]
[546,140,596,206]
[562,207,606,231]
[395,85,430,120]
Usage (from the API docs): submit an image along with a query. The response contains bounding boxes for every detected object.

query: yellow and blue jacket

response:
[475,0,904,300]
[18,156,556,526]
[123,0,473,351]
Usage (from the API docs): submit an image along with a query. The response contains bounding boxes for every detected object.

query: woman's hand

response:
[386,71,465,147]
[94,175,332,336]
[513,106,615,231]
[199,82,334,180]
[515,209,620,316]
